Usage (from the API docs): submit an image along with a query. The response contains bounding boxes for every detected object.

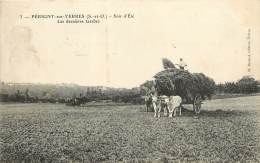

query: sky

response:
[1,0,260,88]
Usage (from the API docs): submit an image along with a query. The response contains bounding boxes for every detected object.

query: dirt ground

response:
[1,96,260,162]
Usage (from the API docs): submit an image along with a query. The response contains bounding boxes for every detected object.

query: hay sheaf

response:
[154,68,216,102]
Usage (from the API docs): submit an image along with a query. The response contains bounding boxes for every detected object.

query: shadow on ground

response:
[181,107,250,118]
[140,106,251,118]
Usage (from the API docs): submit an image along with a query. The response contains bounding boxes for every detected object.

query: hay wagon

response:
[154,68,215,114]
[180,92,203,114]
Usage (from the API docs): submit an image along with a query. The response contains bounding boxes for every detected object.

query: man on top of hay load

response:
[177,58,187,70]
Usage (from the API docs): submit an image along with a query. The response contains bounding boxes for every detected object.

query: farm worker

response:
[160,95,169,116]
[150,93,157,105]
[178,58,187,70]
[151,93,157,104]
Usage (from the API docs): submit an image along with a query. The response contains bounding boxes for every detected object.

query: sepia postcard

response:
[0,0,260,162]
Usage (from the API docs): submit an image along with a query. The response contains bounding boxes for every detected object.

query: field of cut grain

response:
[1,96,260,162]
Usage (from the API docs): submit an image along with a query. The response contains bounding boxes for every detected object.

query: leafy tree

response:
[140,80,156,95]
[237,76,258,94]
[222,82,239,93]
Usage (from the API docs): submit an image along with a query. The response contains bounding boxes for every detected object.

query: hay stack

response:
[154,68,215,103]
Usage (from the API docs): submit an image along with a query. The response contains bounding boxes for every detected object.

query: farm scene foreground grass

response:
[1,95,260,162]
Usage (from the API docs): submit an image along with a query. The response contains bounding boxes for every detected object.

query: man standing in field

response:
[178,58,187,70]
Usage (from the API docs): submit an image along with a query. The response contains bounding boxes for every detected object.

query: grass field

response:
[1,96,260,162]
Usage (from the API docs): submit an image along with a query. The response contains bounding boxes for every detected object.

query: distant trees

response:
[237,76,258,93]
[111,91,143,104]
[216,76,258,94]
[0,82,143,105]
[216,82,239,94]
[0,75,258,105]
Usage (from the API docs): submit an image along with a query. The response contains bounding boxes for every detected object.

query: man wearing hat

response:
[178,58,187,70]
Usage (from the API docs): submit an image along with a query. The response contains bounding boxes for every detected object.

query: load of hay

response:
[154,60,216,103]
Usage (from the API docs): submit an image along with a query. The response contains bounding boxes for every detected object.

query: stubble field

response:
[1,96,260,162]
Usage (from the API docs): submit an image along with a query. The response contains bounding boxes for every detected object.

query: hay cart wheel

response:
[193,94,202,114]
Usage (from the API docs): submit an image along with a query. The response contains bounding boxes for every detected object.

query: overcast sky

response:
[1,0,260,88]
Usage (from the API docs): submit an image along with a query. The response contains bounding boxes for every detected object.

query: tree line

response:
[0,76,259,104]
[216,76,259,94]
[0,83,143,104]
